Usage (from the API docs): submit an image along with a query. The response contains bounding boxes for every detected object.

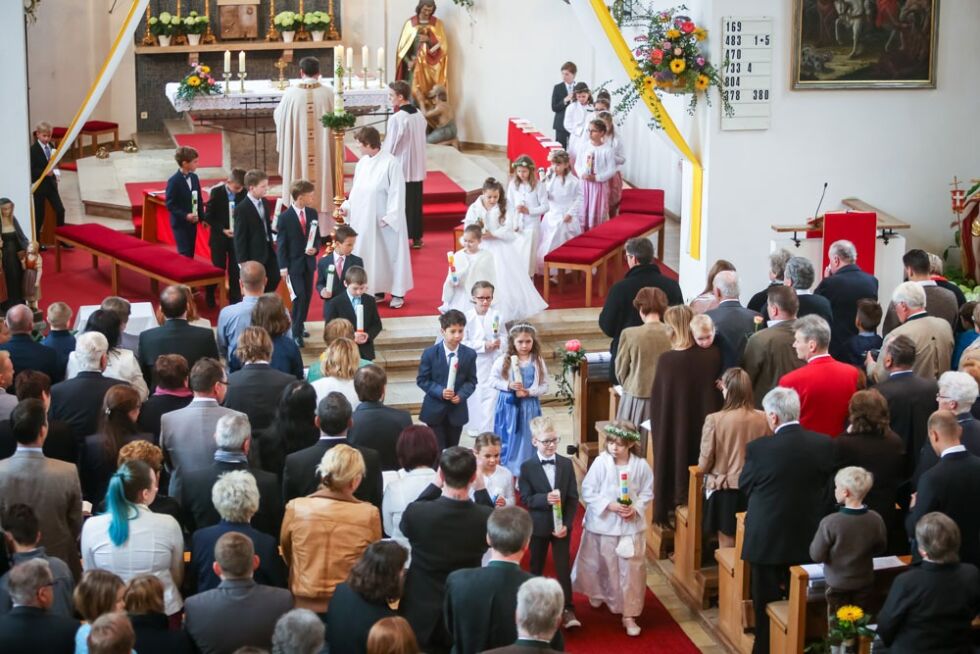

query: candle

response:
[446,356,459,392]
[335,45,344,70]
[239,51,246,73]
[355,304,364,332]
[334,93,344,114]
[191,190,198,215]
[492,314,500,337]
[305,219,319,250]
[618,470,631,505]
[228,196,236,231]
[224,50,231,73]
[377,46,384,70]
[346,48,353,71]
[510,355,520,383]
[327,264,335,276]
[361,45,369,70]
[447,251,457,285]
[552,493,563,533]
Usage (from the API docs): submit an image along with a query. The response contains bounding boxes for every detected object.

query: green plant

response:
[148,12,176,37]
[806,605,875,653]
[321,111,357,130]
[553,339,585,413]
[182,11,209,35]
[303,10,331,31]
[274,10,302,32]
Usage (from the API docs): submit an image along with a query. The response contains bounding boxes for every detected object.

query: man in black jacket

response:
[814,239,879,359]
[29,122,66,242]
[599,237,683,382]
[550,62,577,149]
[0,559,78,653]
[137,286,219,388]
[275,179,321,346]
[203,168,247,306]
[706,270,762,362]
[135,354,193,445]
[164,146,202,259]
[233,169,280,293]
[223,327,296,435]
[348,365,411,471]
[740,386,835,654]
[48,332,122,451]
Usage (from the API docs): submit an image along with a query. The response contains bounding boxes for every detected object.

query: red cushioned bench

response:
[619,188,667,256]
[55,224,226,305]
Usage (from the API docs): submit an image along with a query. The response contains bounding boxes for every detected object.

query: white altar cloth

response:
[165,77,390,113]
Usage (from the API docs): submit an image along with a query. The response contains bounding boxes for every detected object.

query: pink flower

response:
[674,48,683,56]
[565,339,582,353]
[681,21,696,34]
[696,56,706,67]
[663,41,672,49]
[650,49,664,64]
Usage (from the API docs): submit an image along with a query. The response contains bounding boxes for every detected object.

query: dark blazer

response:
[912,413,980,488]
[0,605,79,654]
[30,141,58,192]
[282,436,383,508]
[874,371,938,473]
[348,400,412,471]
[599,263,684,381]
[275,206,320,279]
[183,578,293,654]
[417,343,478,428]
[326,582,396,654]
[233,196,280,289]
[445,561,564,654]
[40,330,75,377]
[203,183,246,251]
[833,430,905,549]
[518,454,578,537]
[0,334,61,384]
[400,487,493,649]
[223,363,297,433]
[323,291,382,360]
[191,520,288,593]
[706,300,762,362]
[179,459,283,538]
[876,560,980,654]
[129,612,194,654]
[48,371,123,450]
[136,392,194,444]
[482,639,563,654]
[551,82,571,130]
[747,282,783,314]
[0,418,76,464]
[740,423,835,565]
[165,170,201,229]
[814,264,879,360]
[137,319,219,388]
[80,432,153,504]
[907,450,980,567]
[316,251,365,300]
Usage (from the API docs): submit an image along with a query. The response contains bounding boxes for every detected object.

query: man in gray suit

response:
[742,286,805,407]
[184,532,293,654]
[160,358,244,499]
[0,399,82,579]
[707,270,763,362]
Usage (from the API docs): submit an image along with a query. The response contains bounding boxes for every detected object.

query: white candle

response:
[191,190,198,215]
[334,45,344,70]
[346,47,353,71]
[362,45,369,69]
[377,46,384,70]
[305,219,319,250]
[228,197,236,231]
[238,51,246,73]
[224,50,231,73]
[355,304,364,332]
[446,356,459,392]
[510,355,520,383]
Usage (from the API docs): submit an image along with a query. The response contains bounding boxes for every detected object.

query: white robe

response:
[463,306,508,436]
[342,152,414,297]
[563,101,593,163]
[440,248,496,313]
[506,180,546,276]
[581,452,654,536]
[537,173,584,274]
[463,200,547,320]
[382,108,427,183]
[573,140,618,183]
[273,80,335,218]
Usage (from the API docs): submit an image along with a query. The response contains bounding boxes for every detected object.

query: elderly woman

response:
[272,609,326,654]
[68,310,148,401]
[698,368,771,548]
[123,574,193,654]
[190,470,287,592]
[914,371,980,481]
[327,541,407,654]
[281,444,382,612]
[255,381,319,478]
[81,384,152,505]
[230,293,303,378]
[381,426,439,557]
[614,287,672,458]
[877,512,980,653]
[833,389,905,552]
[311,337,361,409]
[689,259,736,314]
[307,318,371,383]
[648,305,723,526]
[73,569,126,654]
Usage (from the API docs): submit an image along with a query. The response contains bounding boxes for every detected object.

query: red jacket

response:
[779,355,859,437]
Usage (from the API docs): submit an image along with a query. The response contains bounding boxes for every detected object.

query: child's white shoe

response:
[588,597,603,609]
[623,617,641,637]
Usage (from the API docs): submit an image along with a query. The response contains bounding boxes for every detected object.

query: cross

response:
[275,59,289,90]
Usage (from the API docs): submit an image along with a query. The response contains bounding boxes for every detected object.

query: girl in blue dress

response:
[491,323,550,476]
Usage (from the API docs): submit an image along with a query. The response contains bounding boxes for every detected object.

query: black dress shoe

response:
[303,330,310,338]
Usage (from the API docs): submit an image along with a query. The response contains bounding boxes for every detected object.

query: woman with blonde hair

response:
[123,574,193,653]
[307,318,370,383]
[311,336,361,409]
[698,368,771,547]
[689,259,736,314]
[281,443,382,612]
[366,616,421,654]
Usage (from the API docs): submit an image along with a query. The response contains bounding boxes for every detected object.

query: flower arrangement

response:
[273,10,303,32]
[553,339,586,412]
[321,111,357,130]
[613,4,732,128]
[807,605,875,653]
[182,11,209,35]
[303,11,331,31]
[176,63,220,103]
[148,12,176,37]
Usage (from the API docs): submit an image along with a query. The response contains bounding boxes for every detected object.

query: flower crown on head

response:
[508,322,537,336]
[511,156,535,171]
[604,423,641,443]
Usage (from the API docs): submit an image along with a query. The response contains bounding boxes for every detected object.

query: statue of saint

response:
[0,198,27,311]
[423,84,457,146]
[395,0,449,107]
[20,242,41,311]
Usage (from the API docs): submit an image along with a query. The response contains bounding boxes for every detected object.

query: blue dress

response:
[496,361,542,476]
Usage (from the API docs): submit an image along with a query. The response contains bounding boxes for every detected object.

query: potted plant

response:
[303,11,331,41]
[274,10,302,42]
[182,11,209,46]
[148,12,176,47]
[807,605,875,654]
[553,339,586,413]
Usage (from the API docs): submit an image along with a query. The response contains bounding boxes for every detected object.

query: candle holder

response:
[201,0,217,44]
[141,6,156,46]
[237,71,247,94]
[223,72,233,94]
[361,67,368,89]
[377,67,384,89]
[295,0,310,41]
[327,0,340,40]
[266,0,280,41]
[172,0,188,45]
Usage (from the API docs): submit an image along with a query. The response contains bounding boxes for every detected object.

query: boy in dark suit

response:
[203,167,247,307]
[40,302,74,376]
[550,62,577,149]
[233,169,280,293]
[842,299,883,367]
[323,266,382,360]
[518,416,580,629]
[417,310,478,450]
[165,146,202,259]
[29,122,67,244]
[316,224,362,308]
[276,179,321,347]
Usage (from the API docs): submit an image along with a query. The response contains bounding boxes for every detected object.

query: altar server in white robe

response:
[463,178,547,321]
[536,149,583,276]
[440,223,496,313]
[463,281,506,436]
[562,82,593,164]
[383,80,428,251]
[273,56,334,220]
[507,155,547,277]
[341,126,414,306]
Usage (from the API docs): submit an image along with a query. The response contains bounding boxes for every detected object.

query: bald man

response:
[216,261,268,359]
[0,305,60,384]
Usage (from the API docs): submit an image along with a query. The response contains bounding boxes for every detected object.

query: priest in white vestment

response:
[273,56,335,222]
[341,127,414,306]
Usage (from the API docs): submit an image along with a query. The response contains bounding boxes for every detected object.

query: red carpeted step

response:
[173,133,224,168]
[124,179,224,219]
[345,146,359,163]
[423,171,467,204]
[59,162,78,172]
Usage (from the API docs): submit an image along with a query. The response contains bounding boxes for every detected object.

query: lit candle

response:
[552,492,563,533]
[510,354,520,383]
[619,470,631,505]
[224,50,231,73]
[346,47,353,71]
[377,46,384,70]
[446,356,459,392]
[355,304,364,332]
[239,50,246,73]
[362,45,369,69]
[305,219,319,250]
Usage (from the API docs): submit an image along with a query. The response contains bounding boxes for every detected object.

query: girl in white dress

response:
[506,155,546,276]
[572,421,654,638]
[463,179,547,320]
[562,82,593,164]
[440,224,496,314]
[598,111,626,217]
[474,432,516,507]
[463,280,506,436]
[536,149,583,275]
[574,119,618,232]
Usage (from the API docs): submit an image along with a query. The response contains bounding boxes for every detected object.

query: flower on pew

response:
[808,604,875,651]
[553,340,587,413]
[176,63,220,103]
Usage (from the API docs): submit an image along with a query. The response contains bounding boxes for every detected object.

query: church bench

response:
[715,512,755,654]
[618,187,667,256]
[542,243,618,308]
[671,465,719,610]
[79,120,119,156]
[54,224,152,273]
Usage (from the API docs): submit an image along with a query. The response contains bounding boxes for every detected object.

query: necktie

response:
[298,209,306,232]
[447,351,456,368]
[336,255,345,279]
[541,459,556,466]
[43,144,51,159]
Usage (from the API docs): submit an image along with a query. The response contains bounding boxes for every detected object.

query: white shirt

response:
[941,444,967,457]
[382,467,438,560]
[478,466,515,506]
[66,349,149,402]
[311,376,359,411]
[81,505,185,614]
[383,107,427,182]
[539,455,557,489]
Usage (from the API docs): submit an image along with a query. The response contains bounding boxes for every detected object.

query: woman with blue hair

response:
[80,459,185,618]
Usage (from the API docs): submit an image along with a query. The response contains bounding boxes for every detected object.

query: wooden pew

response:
[715,512,754,654]
[671,465,719,609]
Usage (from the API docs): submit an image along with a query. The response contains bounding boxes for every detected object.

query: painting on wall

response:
[792,0,939,89]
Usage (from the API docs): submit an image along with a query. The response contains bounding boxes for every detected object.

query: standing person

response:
[748,249,793,313]
[217,261,268,359]
[234,170,280,294]
[882,249,958,336]
[814,239,879,359]
[276,179,321,347]
[417,310,478,450]
[597,111,625,217]
[441,226,496,315]
[706,270,763,362]
[315,225,362,310]
[0,199,28,310]
[29,122,66,243]
[326,542,405,654]
[550,62,577,149]
[869,282,954,382]
[322,266,383,361]
[0,503,75,617]
[461,281,504,436]
[474,433,515,509]
[536,150,582,276]
[203,168,247,307]
[574,119,616,231]
[741,285,804,406]
[507,156,545,276]
[348,365,412,472]
[562,83,593,164]
[381,426,439,557]
[0,559,79,653]
[343,126,413,308]
[137,286,219,387]
[383,80,427,250]
[482,578,565,654]
[164,146,201,259]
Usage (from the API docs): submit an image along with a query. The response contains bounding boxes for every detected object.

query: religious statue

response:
[20,242,42,311]
[0,198,28,312]
[423,84,458,146]
[395,0,450,107]
[956,180,980,283]
[273,56,335,218]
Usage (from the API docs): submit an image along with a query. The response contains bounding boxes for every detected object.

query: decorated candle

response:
[447,251,457,285]
[224,50,231,73]
[305,219,319,250]
[228,197,236,231]
[191,190,198,215]
[552,494,563,533]
[492,314,500,337]
[446,355,459,392]
[334,45,344,69]
[510,355,520,383]
[355,304,364,332]
[362,45,369,69]
[377,47,384,70]
[239,51,246,73]
[618,470,631,505]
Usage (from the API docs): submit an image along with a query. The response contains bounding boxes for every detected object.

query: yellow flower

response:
[694,27,707,41]
[199,65,210,74]
[836,605,864,623]
[667,29,681,39]
[695,74,710,90]
[670,58,686,74]
[187,75,201,87]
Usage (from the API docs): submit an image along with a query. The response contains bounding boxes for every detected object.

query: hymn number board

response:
[720,17,773,131]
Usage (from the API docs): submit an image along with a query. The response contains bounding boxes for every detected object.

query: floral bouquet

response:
[553,339,586,412]
[182,11,209,35]
[176,64,220,103]
[273,11,303,32]
[807,605,875,653]
[303,11,331,31]
[148,12,176,37]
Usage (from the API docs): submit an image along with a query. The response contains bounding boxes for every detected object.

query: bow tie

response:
[540,459,556,466]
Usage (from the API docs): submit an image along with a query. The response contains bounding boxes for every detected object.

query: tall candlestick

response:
[362,45,369,70]
[327,0,340,39]
[224,50,231,73]
[239,51,246,73]
[202,0,216,44]
[141,5,155,46]
[266,0,279,41]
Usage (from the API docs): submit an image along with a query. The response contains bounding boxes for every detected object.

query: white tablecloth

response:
[75,302,158,336]
[165,77,390,113]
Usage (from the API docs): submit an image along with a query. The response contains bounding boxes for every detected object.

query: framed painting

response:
[792,0,939,89]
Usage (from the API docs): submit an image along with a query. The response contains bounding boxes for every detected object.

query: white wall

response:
[1,8,34,236]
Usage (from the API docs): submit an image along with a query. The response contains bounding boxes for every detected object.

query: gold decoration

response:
[95,146,110,160]
[172,0,188,45]
[266,0,279,41]
[296,0,310,41]
[141,5,156,46]
[201,0,217,44]
[275,58,290,90]
[123,141,139,153]
[327,0,340,39]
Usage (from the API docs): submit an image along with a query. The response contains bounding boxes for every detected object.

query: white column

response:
[0,10,33,236]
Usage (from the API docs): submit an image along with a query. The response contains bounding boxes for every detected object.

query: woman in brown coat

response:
[648,306,723,526]
[698,368,771,547]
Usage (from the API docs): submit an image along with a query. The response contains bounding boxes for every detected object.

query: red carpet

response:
[124,179,224,220]
[173,133,224,168]
[422,171,469,229]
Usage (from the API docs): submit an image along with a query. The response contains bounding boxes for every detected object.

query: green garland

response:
[321,111,357,130]
[604,423,641,443]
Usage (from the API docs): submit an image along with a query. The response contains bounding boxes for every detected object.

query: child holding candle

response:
[276,179,321,347]
[562,82,593,164]
[597,111,625,217]
[462,280,505,436]
[164,145,202,259]
[323,265,382,361]
[572,421,654,637]
[536,149,583,277]
[440,224,495,314]
[518,416,580,630]
[474,433,515,508]
[316,224,363,310]
[490,323,548,476]
[574,119,617,231]
[203,167,247,307]
[417,309,478,450]
[507,155,546,277]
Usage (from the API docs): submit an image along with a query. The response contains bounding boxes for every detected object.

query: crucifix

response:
[275,58,290,90]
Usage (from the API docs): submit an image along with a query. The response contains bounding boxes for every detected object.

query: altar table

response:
[165,78,390,114]
[507,118,562,169]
